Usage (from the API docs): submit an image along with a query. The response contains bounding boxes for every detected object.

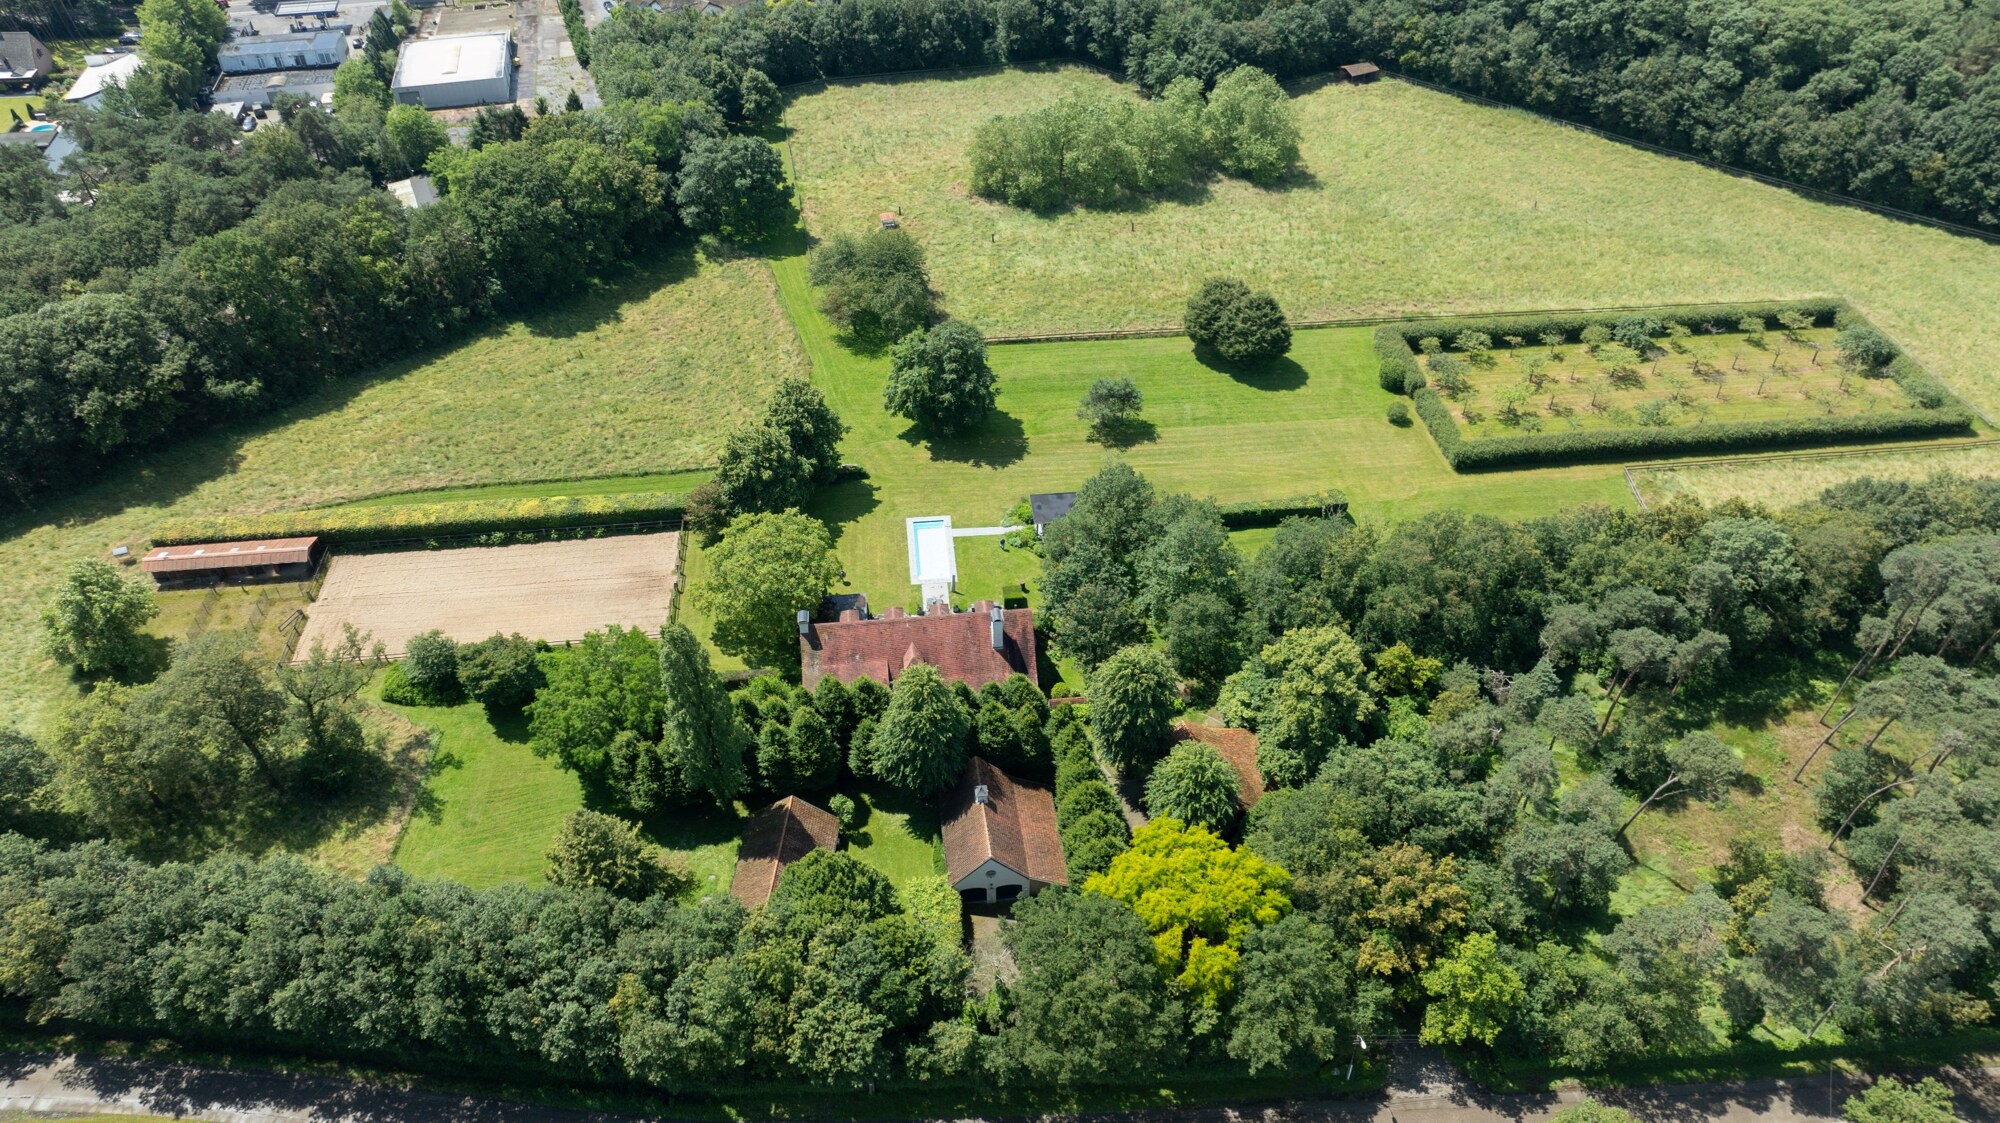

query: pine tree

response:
[658,622,748,803]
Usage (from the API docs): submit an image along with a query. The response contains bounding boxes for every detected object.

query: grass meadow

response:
[785,66,2000,421]
[0,251,804,733]
[1633,440,2000,508]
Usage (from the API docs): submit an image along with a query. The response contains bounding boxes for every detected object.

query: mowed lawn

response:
[383,693,582,888]
[0,251,806,733]
[785,66,2000,420]
[768,254,1631,619]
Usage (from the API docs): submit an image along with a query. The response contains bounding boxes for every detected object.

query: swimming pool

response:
[906,516,957,585]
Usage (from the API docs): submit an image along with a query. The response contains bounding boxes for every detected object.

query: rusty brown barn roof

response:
[730,796,841,908]
[800,600,1036,690]
[942,757,1067,888]
[1173,723,1266,811]
[1339,61,1380,80]
[140,536,320,575]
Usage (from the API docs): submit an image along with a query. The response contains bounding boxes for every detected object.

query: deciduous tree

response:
[696,511,842,672]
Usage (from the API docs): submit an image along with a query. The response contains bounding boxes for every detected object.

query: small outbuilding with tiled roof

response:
[1173,722,1267,812]
[942,756,1066,907]
[800,599,1036,690]
[730,795,841,908]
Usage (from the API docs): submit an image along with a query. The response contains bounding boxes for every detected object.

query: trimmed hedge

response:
[1382,300,1975,470]
[1218,491,1350,528]
[153,491,689,548]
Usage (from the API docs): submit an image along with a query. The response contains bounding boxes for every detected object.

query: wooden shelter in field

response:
[1339,62,1380,82]
[139,536,322,588]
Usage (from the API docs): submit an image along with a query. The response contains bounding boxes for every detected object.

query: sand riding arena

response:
[293,532,681,659]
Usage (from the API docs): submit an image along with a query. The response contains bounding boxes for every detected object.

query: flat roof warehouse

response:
[392,32,513,107]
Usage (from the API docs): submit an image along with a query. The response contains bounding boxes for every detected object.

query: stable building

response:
[139,536,322,588]
[729,796,841,909]
[799,599,1036,690]
[942,757,1066,907]
[218,30,349,74]
[391,32,513,109]
[1172,723,1267,813]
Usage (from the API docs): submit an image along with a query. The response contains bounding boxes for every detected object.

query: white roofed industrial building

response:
[219,30,348,74]
[391,32,513,109]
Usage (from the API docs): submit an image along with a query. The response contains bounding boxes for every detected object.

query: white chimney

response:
[796,609,811,636]
[974,784,990,805]
[990,604,1004,651]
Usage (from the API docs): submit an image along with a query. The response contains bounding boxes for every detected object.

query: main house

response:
[941,757,1066,906]
[799,598,1036,690]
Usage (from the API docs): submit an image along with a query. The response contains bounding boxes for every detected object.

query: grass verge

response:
[1632,440,2000,508]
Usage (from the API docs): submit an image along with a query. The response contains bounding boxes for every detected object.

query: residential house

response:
[799,599,1036,690]
[942,756,1066,906]
[0,33,52,91]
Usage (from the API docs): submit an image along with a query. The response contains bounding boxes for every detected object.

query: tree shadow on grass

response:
[1088,418,1159,449]
[1193,345,1309,391]
[488,706,534,744]
[903,410,1028,468]
[632,800,750,855]
[808,479,882,541]
[518,241,702,340]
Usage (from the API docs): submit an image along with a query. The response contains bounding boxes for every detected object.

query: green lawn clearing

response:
[841,785,945,889]
[1632,440,2000,509]
[754,252,1632,632]
[785,65,2000,421]
[0,96,45,127]
[0,250,804,735]
[385,688,584,888]
[1425,327,1919,440]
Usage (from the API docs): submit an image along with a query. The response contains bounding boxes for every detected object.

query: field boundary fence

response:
[983,297,1846,345]
[330,518,684,557]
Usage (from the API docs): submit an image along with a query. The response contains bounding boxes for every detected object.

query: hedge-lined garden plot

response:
[1379,303,1974,469]
[1425,325,1906,438]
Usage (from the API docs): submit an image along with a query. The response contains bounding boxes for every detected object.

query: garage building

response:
[392,32,513,108]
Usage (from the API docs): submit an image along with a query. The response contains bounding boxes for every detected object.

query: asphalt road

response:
[0,1049,1995,1123]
